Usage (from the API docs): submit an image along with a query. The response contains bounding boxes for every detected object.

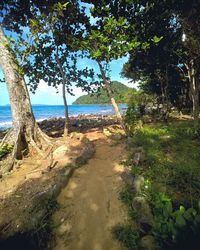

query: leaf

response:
[179,205,185,213]
[175,214,186,228]
[151,35,163,44]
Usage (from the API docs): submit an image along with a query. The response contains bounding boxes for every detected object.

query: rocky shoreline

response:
[38,114,119,137]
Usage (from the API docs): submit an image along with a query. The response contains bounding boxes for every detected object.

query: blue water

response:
[0,104,127,130]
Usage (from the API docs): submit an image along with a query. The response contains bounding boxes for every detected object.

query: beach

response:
[0,104,126,131]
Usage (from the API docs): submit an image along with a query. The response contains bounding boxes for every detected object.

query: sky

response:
[0,56,137,106]
[0,2,137,106]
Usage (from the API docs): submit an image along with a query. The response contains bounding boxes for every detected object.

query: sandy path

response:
[52,130,127,250]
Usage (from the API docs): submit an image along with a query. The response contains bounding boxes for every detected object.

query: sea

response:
[0,104,127,131]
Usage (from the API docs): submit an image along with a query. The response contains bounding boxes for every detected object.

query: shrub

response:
[0,144,13,160]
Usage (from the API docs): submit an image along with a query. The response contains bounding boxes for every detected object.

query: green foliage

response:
[129,121,200,205]
[74,81,130,104]
[144,188,200,249]
[113,224,139,250]
[120,120,200,249]
[78,16,139,62]
[124,102,137,134]
[120,0,196,113]
[0,144,13,160]
[124,90,156,133]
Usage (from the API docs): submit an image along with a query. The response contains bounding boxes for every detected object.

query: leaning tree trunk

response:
[0,26,50,174]
[185,61,199,128]
[97,61,129,135]
[56,55,70,136]
[62,80,70,137]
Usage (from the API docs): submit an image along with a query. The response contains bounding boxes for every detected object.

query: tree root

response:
[0,125,54,176]
[29,138,45,158]
[0,129,21,175]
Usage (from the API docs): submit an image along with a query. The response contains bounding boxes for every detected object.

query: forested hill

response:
[73,81,130,104]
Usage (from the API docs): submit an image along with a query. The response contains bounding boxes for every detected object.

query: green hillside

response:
[73,81,130,104]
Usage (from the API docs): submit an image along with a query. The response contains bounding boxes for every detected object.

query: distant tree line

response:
[74,81,130,104]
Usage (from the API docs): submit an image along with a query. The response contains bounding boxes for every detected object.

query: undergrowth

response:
[115,120,200,249]
[113,225,139,250]
[0,144,13,160]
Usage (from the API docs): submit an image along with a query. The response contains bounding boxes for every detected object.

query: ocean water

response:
[0,104,127,131]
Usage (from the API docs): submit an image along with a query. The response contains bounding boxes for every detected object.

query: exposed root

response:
[29,138,45,158]
[37,129,53,145]
[0,126,54,176]
[0,129,20,175]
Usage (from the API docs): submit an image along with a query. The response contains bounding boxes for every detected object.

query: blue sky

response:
[0,2,137,106]
[0,56,137,106]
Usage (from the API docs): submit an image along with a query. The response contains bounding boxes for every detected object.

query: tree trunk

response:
[0,26,49,174]
[185,61,199,128]
[62,80,70,136]
[56,53,70,136]
[97,61,129,135]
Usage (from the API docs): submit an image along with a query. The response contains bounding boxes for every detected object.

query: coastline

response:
[0,104,127,131]
[0,114,119,138]
[38,114,119,137]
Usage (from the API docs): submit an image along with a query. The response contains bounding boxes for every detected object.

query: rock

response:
[133,175,144,194]
[70,132,85,140]
[80,135,90,144]
[121,170,135,185]
[132,196,153,232]
[25,172,41,179]
[53,145,69,159]
[140,235,157,250]
[103,128,112,137]
[133,152,141,165]
[131,147,145,165]
[112,133,123,140]
[103,126,125,140]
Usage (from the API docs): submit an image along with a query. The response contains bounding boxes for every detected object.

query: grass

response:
[129,120,200,206]
[112,225,139,250]
[114,119,200,250]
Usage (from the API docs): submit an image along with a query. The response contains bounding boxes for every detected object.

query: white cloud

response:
[73,86,87,97]
[115,78,139,89]
[37,80,49,92]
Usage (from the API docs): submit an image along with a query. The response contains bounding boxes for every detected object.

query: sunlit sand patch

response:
[94,243,103,250]
[58,222,72,236]
[81,191,89,198]
[113,163,124,173]
[64,190,74,198]
[90,202,99,212]
[69,181,78,190]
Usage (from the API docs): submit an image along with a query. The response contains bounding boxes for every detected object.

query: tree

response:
[77,13,142,134]
[0,0,69,173]
[0,26,51,174]
[116,0,200,126]
[18,2,95,136]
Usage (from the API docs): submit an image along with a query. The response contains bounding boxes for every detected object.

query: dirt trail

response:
[52,129,128,250]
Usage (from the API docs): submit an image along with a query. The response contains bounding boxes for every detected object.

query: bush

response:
[0,144,13,160]
[142,181,200,250]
